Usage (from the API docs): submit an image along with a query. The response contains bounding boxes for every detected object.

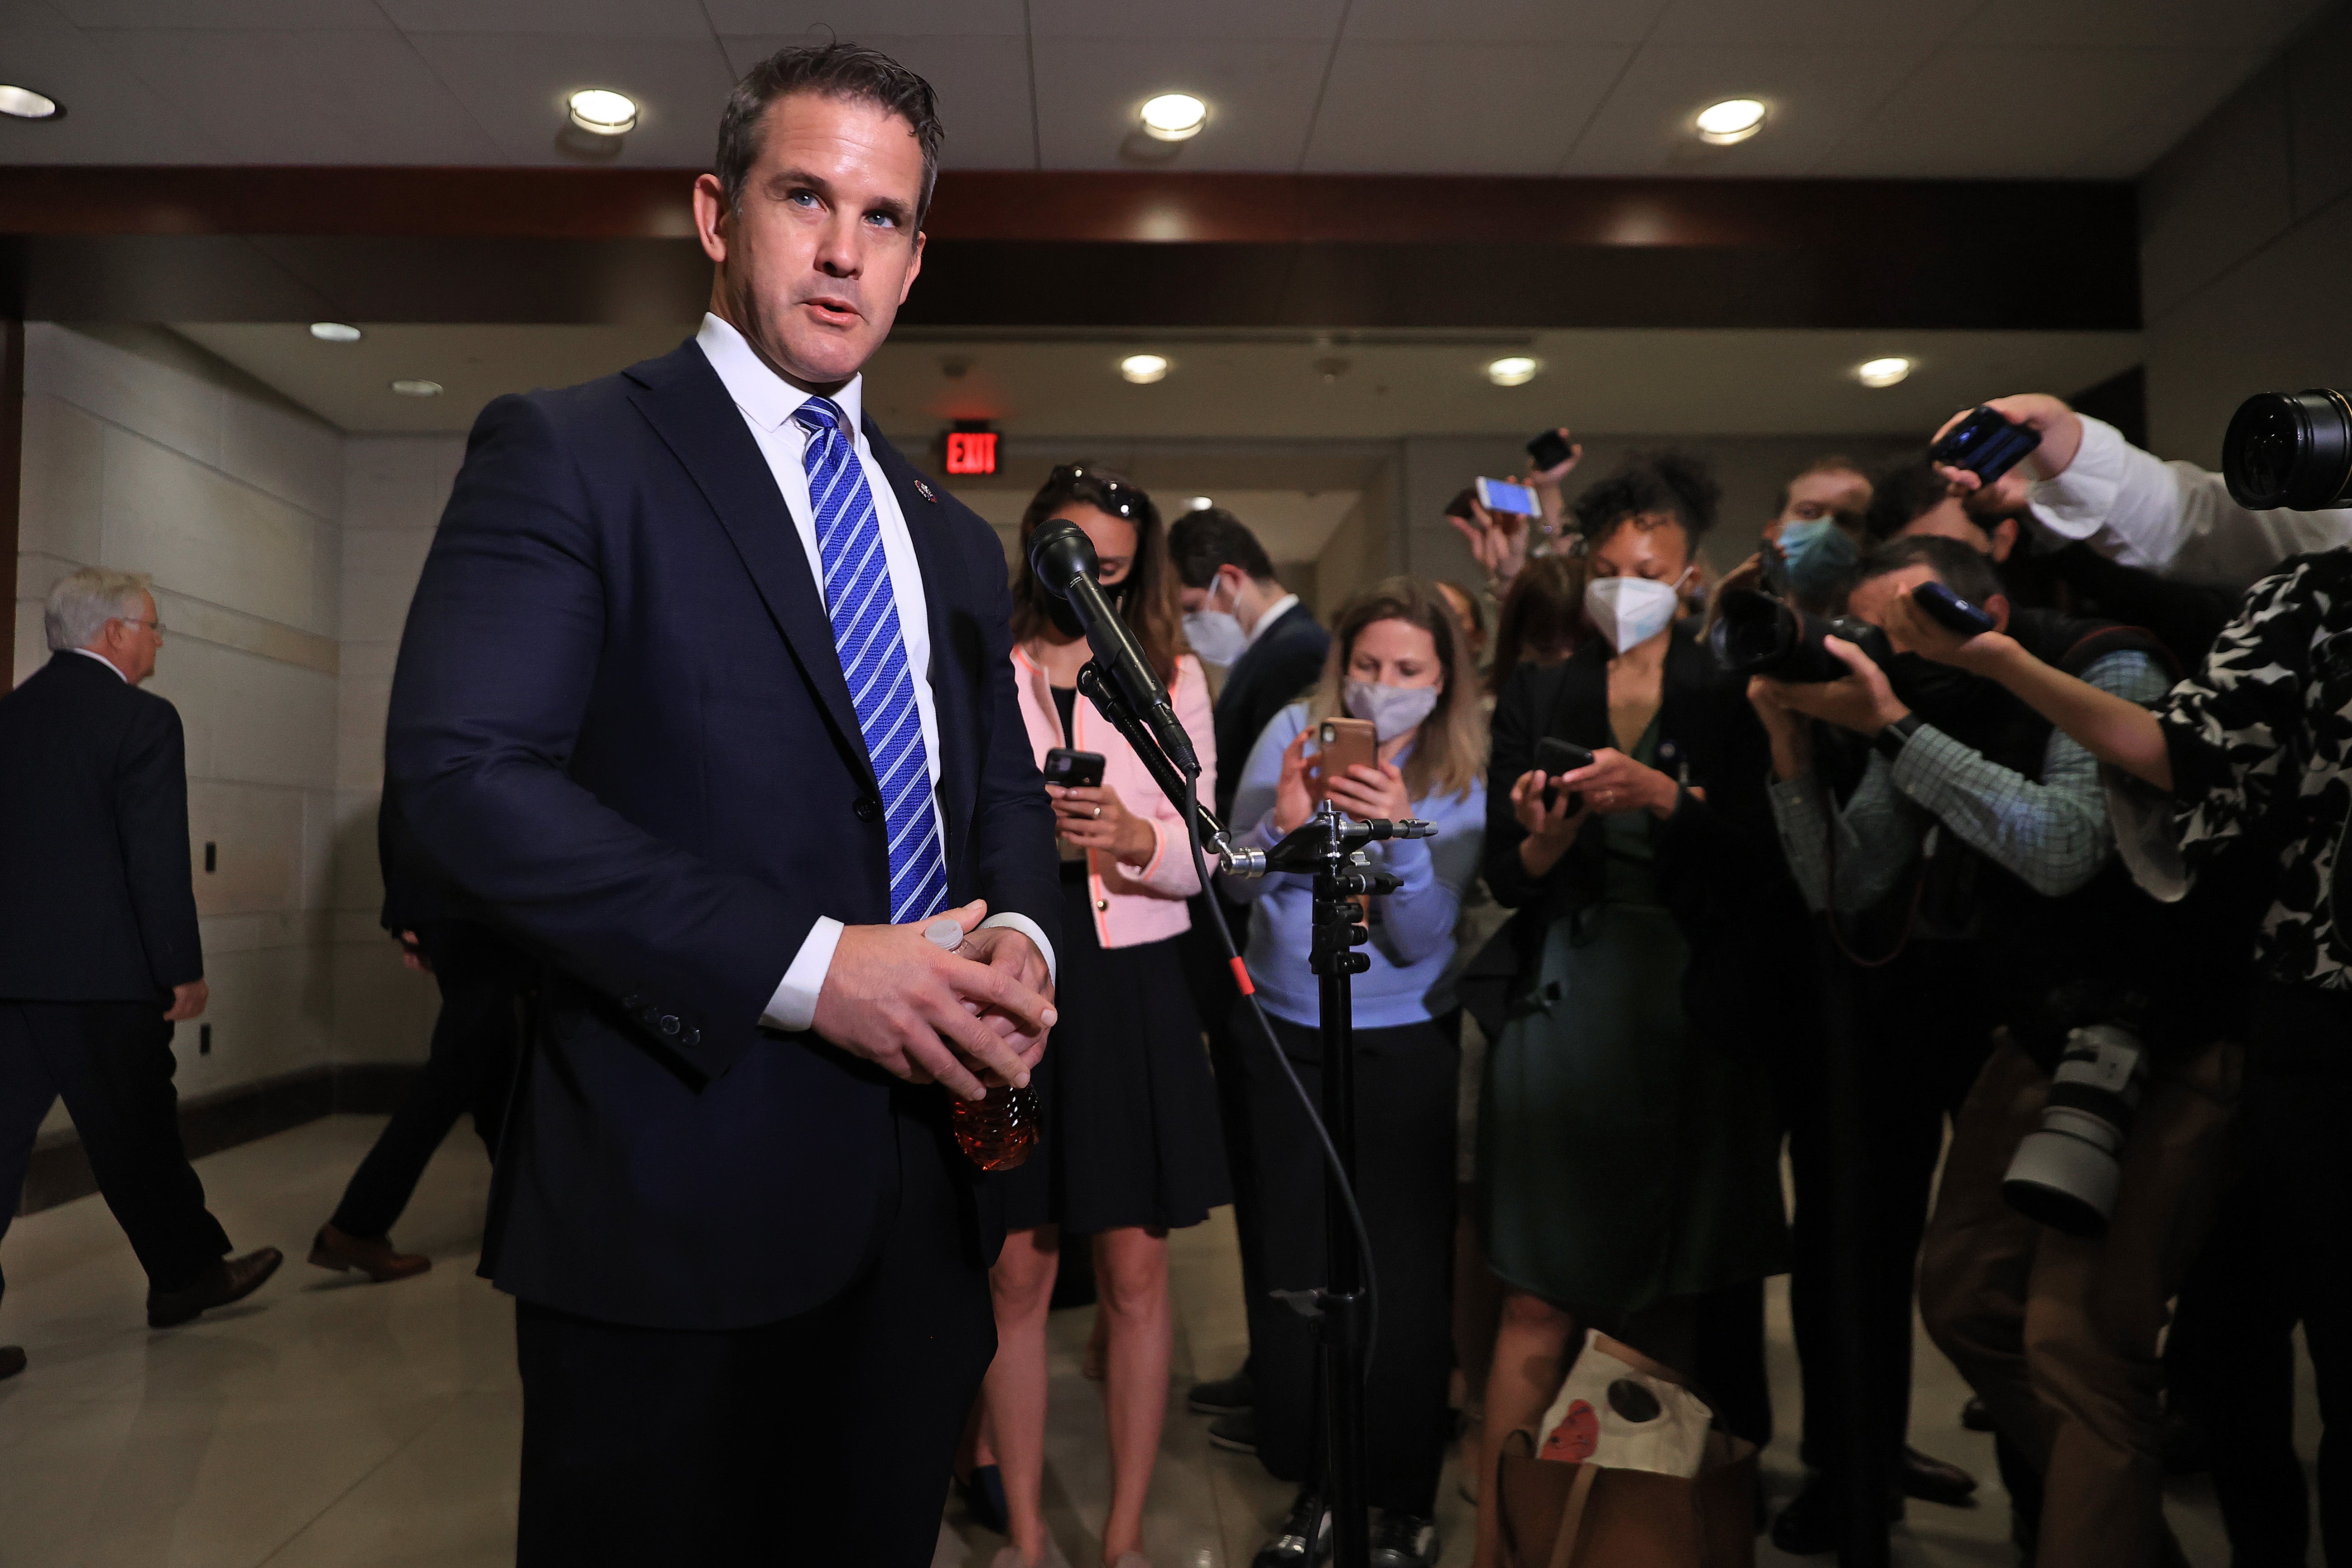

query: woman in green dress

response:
[1469,453,1800,1566]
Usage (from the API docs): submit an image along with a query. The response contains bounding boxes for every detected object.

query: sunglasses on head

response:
[1047,463,1145,520]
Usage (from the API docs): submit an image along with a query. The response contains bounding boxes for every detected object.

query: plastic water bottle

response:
[925,917,1041,1171]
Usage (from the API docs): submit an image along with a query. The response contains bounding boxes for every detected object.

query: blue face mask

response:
[1772,519,1860,599]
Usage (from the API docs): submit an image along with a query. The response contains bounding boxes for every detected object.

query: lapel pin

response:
[913,477,938,504]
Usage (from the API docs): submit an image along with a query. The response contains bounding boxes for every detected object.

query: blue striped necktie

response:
[793,396,948,924]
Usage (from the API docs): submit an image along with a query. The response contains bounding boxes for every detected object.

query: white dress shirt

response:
[1243,592,1300,651]
[2026,414,2352,593]
[694,315,1053,1031]
[70,648,128,682]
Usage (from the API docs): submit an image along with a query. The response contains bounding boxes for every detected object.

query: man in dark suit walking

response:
[1163,511,1331,1445]
[0,568,285,1378]
[385,43,1059,1566]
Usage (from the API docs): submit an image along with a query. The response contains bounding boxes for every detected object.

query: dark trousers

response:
[513,1102,996,1568]
[1180,888,1262,1372]
[328,923,524,1239]
[1784,941,1993,1484]
[0,1000,231,1303]
[1244,1008,1458,1517]
[2165,995,2352,1568]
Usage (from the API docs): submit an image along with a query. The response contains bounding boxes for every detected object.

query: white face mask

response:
[1183,576,1248,667]
[1583,575,1683,652]
[1344,678,1441,742]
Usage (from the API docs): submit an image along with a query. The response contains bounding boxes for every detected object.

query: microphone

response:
[1029,519,1200,776]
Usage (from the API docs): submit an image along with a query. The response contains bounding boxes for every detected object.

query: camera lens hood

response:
[2222,388,2352,511]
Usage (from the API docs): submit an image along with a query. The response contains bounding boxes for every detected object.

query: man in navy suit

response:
[384,43,1060,1566]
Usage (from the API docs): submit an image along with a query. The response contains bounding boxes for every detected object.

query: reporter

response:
[1889,551,2350,1565]
[1936,392,2352,592]
[1473,453,1795,1568]
[1483,553,1586,699]
[1223,578,1486,1568]
[1444,428,1582,596]
[981,466,1227,1568]
[1715,454,1874,615]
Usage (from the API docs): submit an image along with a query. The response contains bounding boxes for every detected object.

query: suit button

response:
[854,795,881,822]
[1095,898,1108,911]
[683,1027,701,1048]
[659,1015,681,1035]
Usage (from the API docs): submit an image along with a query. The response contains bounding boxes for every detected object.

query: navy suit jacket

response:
[384,340,1060,1330]
[0,652,202,1001]
[1209,601,1330,822]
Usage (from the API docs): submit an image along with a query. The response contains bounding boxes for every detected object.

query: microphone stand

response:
[1073,658,1432,1568]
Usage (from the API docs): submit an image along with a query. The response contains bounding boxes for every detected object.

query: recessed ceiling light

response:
[1139,93,1207,142]
[1188,496,1213,510]
[1857,356,1913,388]
[1119,354,1170,385]
[1694,97,1766,145]
[568,88,638,137]
[0,85,61,120]
[390,379,443,398]
[309,322,362,343]
[1484,356,1540,388]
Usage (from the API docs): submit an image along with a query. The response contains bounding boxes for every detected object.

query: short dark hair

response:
[1776,454,1869,516]
[1863,461,1956,542]
[716,43,945,221]
[1572,450,1720,546]
[1166,507,1275,587]
[1851,534,2004,608]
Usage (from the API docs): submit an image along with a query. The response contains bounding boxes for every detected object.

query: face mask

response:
[1773,519,1860,600]
[1048,574,1127,640]
[1182,577,1248,666]
[1583,575,1683,653]
[1344,679,1441,743]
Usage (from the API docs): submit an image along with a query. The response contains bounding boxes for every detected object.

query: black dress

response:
[999,688,1230,1235]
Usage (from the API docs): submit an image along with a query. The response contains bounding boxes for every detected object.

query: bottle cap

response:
[923,916,966,951]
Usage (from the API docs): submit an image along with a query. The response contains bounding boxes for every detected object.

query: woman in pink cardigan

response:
[976,465,1226,1568]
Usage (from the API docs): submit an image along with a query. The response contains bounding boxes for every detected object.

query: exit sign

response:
[945,430,998,476]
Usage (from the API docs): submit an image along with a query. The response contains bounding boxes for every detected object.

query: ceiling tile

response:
[702,0,1026,32]
[1646,0,1959,47]
[0,9,231,162]
[1302,42,1631,174]
[53,0,389,24]
[1965,0,2325,48]
[1027,0,1347,42]
[2068,48,2274,175]
[720,33,1035,170]
[1812,45,2241,177]
[1030,38,1330,171]
[1560,43,1929,176]
[406,34,736,167]
[379,0,716,38]
[1341,0,1668,44]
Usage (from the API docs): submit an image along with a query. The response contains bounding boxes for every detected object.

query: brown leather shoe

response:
[308,1223,430,1283]
[0,1345,25,1381]
[147,1246,283,1328]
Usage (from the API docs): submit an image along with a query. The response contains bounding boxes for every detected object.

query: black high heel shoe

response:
[956,1463,1010,1534]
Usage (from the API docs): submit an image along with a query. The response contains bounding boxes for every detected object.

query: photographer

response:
[1881,548,2347,1567]
[1444,428,1583,597]
[1937,392,2352,593]
[1757,537,2241,1566]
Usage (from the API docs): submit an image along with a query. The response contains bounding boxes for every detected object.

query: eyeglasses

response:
[113,617,164,634]
[1047,462,1144,519]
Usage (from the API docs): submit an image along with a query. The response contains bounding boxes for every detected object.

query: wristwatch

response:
[1874,712,1924,762]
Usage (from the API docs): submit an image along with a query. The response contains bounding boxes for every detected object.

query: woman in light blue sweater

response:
[1221,577,1485,1568]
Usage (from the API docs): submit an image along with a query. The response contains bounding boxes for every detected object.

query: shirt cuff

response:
[978,912,1057,986]
[761,916,844,1033]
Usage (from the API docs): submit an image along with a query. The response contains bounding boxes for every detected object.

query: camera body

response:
[1710,588,1893,683]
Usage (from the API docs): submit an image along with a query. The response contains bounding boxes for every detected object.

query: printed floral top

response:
[2156,551,2352,989]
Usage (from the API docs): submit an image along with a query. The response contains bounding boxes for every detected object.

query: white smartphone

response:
[1476,476,1540,517]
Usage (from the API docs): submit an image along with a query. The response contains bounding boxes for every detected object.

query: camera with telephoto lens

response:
[2222,389,2352,510]
[1710,587,1893,682]
[2000,1020,2150,1238]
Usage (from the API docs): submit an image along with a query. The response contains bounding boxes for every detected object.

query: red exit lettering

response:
[945,431,998,475]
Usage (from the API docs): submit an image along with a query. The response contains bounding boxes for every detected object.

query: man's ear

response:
[1986,593,2012,634]
[1990,516,2020,563]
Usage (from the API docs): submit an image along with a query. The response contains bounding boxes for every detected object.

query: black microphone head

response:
[1028,518,1097,599]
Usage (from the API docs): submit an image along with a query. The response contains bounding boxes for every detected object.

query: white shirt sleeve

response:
[760,913,1058,1034]
[2027,414,2352,592]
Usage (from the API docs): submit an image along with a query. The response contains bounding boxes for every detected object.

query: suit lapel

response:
[865,421,973,861]
[624,344,875,791]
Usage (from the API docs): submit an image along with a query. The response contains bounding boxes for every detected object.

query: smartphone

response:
[1309,718,1378,798]
[1534,736,1596,811]
[1929,406,2043,484]
[1912,580,1998,636]
[1476,476,1541,517]
[1043,747,1106,789]
[1444,486,1480,523]
[1526,429,1574,471]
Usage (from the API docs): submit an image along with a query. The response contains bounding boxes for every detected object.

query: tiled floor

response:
[0,1116,2318,1567]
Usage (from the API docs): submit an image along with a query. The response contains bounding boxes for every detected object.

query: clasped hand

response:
[811,899,1057,1101]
